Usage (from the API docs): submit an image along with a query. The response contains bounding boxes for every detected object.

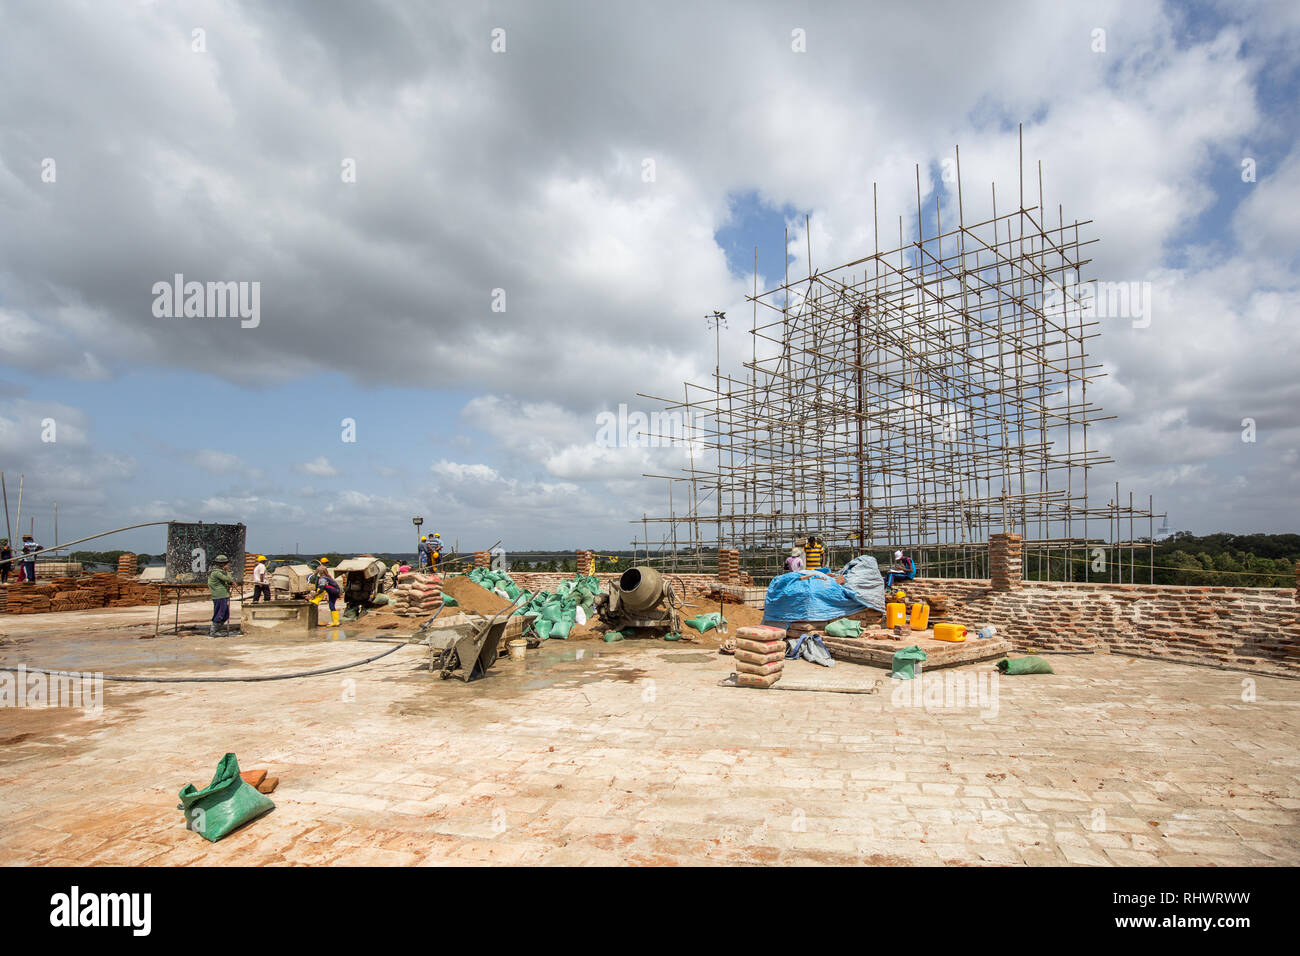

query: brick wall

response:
[506,570,723,595]
[903,577,1300,677]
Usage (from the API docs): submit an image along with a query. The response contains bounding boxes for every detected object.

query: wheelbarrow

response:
[414,604,513,682]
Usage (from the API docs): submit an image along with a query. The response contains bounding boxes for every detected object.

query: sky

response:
[0,0,1297,556]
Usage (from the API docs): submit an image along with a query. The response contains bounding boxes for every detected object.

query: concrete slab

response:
[241,599,319,636]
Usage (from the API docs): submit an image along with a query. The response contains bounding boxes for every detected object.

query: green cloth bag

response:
[996,656,1055,675]
[684,612,725,633]
[178,753,274,843]
[603,631,623,642]
[825,618,863,638]
[890,645,927,680]
[441,594,458,607]
[549,613,576,640]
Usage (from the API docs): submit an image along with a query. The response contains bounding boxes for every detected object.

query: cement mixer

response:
[594,566,683,636]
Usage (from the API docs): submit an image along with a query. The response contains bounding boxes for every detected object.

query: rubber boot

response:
[209,622,218,638]
[330,610,340,627]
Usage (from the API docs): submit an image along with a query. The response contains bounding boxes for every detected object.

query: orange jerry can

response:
[933,622,967,642]
[909,603,930,630]
[885,602,907,628]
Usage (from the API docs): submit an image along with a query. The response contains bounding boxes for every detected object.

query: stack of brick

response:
[473,551,491,569]
[31,561,82,580]
[717,548,740,583]
[244,553,258,580]
[5,584,54,614]
[576,550,595,575]
[733,625,788,688]
[989,533,1023,591]
[3,572,163,614]
[116,553,138,578]
[390,572,443,617]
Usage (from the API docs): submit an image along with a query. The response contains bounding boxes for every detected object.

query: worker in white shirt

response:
[252,554,271,602]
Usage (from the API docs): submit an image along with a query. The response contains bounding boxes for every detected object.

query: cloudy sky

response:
[1,0,1296,556]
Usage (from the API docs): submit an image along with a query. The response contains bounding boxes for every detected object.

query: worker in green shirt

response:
[208,554,235,637]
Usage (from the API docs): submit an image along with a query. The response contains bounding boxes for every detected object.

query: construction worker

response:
[310,557,342,627]
[208,554,234,637]
[0,539,10,584]
[804,535,824,571]
[20,534,40,583]
[431,531,442,569]
[417,535,431,570]
[883,549,917,590]
[784,548,805,573]
[251,555,271,602]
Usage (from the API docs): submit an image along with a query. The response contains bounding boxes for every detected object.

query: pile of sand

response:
[441,574,513,617]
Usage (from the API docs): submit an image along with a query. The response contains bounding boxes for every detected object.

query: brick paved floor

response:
[1,617,1297,866]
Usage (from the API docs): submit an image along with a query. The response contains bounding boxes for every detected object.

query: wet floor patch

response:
[664,652,717,664]
[390,641,651,713]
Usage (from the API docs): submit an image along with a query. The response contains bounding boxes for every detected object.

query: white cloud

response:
[294,456,340,478]
[0,2,1297,543]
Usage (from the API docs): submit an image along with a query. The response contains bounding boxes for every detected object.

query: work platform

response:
[820,629,1013,670]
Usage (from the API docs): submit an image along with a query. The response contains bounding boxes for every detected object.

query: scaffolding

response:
[636,132,1162,582]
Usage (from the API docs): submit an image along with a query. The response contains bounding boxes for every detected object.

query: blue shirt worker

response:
[883,550,917,590]
[311,557,342,627]
[20,534,40,583]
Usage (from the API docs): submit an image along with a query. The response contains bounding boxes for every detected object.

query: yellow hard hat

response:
[319,557,330,565]
[420,535,427,541]
[433,532,441,537]
[257,555,267,561]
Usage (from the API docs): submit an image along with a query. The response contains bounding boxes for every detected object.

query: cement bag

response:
[996,656,1054,675]
[177,753,274,842]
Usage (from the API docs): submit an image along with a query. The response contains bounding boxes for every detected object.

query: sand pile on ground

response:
[441,574,513,616]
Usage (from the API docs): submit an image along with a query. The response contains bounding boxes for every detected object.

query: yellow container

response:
[933,622,967,642]
[886,603,907,628]
[910,603,930,630]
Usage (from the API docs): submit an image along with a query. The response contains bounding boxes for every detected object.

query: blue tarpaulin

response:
[762,569,872,626]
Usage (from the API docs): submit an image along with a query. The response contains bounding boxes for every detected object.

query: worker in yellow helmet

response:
[252,555,271,603]
[431,532,442,570]
[310,557,342,626]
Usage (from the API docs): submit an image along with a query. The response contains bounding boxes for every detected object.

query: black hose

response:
[0,643,408,684]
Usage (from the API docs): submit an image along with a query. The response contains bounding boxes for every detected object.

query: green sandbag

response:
[825,618,863,638]
[535,619,553,640]
[684,612,725,633]
[441,594,458,607]
[178,753,274,843]
[996,656,1055,675]
[890,645,927,680]
[550,617,574,640]
[603,631,623,642]
[664,632,683,641]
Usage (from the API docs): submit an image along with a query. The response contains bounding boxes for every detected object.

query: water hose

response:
[0,642,408,684]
